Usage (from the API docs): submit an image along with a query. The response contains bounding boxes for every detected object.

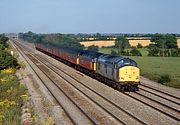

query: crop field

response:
[177,39,180,48]
[128,39,151,47]
[127,56,180,88]
[80,40,115,47]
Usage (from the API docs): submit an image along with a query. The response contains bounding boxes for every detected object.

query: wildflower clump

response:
[1,68,15,74]
[0,71,27,124]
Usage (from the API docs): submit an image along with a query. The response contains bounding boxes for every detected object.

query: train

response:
[35,43,140,91]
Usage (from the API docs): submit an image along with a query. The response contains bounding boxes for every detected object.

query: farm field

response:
[80,40,115,47]
[127,56,180,88]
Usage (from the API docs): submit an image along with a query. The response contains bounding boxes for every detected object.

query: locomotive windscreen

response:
[117,58,137,67]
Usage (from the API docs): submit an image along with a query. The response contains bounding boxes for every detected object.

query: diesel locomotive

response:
[35,43,140,91]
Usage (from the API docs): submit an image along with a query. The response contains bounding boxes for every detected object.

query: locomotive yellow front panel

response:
[119,66,140,82]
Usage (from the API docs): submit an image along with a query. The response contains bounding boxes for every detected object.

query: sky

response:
[0,0,180,34]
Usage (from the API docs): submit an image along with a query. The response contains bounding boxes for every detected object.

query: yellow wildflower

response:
[1,68,15,74]
[0,99,17,108]
[21,94,28,100]
[0,78,6,82]
[6,87,13,93]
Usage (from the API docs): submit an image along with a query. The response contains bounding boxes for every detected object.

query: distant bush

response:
[158,74,171,84]
[87,45,99,51]
[130,48,142,56]
[148,47,160,56]
[121,50,130,56]
[0,50,19,70]
[111,49,117,55]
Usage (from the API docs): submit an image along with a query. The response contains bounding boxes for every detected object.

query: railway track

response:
[14,40,147,124]
[27,54,107,125]
[14,42,103,125]
[138,86,180,105]
[140,83,180,100]
[13,40,180,124]
[123,92,180,121]
[136,89,180,111]
[13,42,77,125]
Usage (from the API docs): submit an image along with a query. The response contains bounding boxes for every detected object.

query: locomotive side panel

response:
[79,57,92,70]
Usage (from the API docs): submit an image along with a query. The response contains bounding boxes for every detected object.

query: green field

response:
[99,47,180,88]
[99,47,149,56]
[129,56,180,88]
[99,47,117,54]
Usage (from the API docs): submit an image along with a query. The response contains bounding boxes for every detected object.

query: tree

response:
[111,49,117,55]
[150,34,177,56]
[0,35,9,48]
[148,46,160,56]
[0,44,5,50]
[87,45,99,51]
[0,50,18,70]
[115,36,130,55]
[19,32,84,50]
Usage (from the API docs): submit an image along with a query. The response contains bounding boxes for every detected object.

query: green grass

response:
[128,56,180,88]
[99,47,149,56]
[99,47,117,54]
[137,48,149,56]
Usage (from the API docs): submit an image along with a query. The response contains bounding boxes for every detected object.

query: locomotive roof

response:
[98,55,125,63]
[79,50,104,59]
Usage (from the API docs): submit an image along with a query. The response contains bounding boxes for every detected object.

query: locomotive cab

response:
[97,55,140,85]
[117,59,140,83]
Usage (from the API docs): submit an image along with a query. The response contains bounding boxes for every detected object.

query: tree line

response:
[148,34,179,57]
[19,31,84,50]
